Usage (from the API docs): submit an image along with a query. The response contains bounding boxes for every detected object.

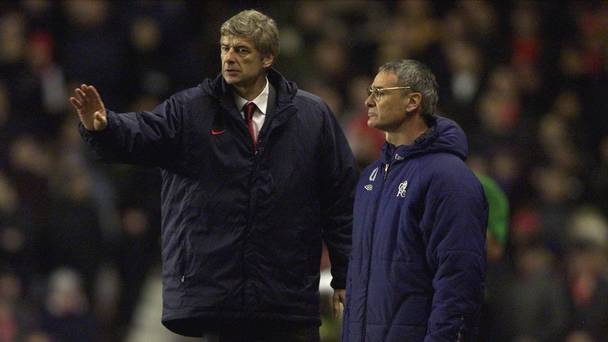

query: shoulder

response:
[293,89,331,114]
[424,153,482,195]
[158,83,219,117]
[168,85,207,105]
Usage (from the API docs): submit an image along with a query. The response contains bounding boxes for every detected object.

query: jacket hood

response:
[381,115,469,164]
[199,68,298,106]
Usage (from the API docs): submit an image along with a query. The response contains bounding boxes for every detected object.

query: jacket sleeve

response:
[318,104,359,289]
[79,96,183,168]
[423,172,488,342]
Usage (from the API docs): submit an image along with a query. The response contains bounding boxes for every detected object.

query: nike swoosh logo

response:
[210,129,225,135]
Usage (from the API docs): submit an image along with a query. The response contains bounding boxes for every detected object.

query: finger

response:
[83,85,97,103]
[87,85,104,106]
[75,88,87,103]
[332,297,342,318]
[69,97,82,109]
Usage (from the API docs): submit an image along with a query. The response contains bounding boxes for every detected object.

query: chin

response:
[367,119,378,129]
[222,74,239,84]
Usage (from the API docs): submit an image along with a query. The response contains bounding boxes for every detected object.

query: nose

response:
[365,94,375,108]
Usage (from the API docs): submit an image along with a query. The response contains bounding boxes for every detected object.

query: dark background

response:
[0,1,607,341]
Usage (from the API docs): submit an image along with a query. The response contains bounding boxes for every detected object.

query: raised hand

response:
[69,84,108,131]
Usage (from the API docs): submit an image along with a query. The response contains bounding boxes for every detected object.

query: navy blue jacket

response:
[342,116,487,342]
[80,69,358,337]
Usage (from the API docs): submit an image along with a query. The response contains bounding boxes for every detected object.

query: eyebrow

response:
[370,85,411,89]
[220,43,251,49]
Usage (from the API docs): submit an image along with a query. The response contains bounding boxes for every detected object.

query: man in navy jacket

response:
[69,9,357,342]
[342,60,488,342]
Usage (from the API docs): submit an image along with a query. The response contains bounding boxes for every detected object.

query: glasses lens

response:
[368,87,381,100]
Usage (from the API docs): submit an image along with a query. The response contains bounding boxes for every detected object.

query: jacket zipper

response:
[240,102,294,308]
[242,105,284,306]
[243,138,263,306]
[456,315,465,341]
[360,159,392,341]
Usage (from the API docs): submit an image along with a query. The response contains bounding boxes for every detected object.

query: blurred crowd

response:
[0,0,607,341]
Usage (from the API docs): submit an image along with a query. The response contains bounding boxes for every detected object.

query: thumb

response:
[94,110,107,129]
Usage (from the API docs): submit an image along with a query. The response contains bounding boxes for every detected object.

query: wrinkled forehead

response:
[371,71,399,88]
[220,35,256,48]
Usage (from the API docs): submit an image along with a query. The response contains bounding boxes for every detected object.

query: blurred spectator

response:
[531,166,580,255]
[565,330,595,342]
[442,39,485,131]
[39,268,97,342]
[458,0,500,53]
[6,134,51,230]
[0,11,26,68]
[0,300,17,342]
[564,207,608,340]
[44,168,103,299]
[112,207,157,340]
[24,331,52,342]
[495,243,569,341]
[589,135,608,215]
[0,83,11,162]
[26,31,68,116]
[60,0,129,108]
[0,270,35,339]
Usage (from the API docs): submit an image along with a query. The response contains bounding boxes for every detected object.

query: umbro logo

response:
[364,167,379,191]
[369,167,378,181]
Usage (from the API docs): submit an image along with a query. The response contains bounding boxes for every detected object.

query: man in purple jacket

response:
[69,9,357,342]
[342,59,488,342]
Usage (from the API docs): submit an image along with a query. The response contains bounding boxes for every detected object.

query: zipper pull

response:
[254,140,263,155]
[383,163,389,179]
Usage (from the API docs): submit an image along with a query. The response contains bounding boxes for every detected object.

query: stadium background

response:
[0,0,608,341]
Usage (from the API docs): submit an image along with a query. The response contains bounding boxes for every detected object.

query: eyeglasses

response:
[367,86,412,101]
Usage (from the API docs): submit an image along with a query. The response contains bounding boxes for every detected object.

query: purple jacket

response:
[342,116,487,342]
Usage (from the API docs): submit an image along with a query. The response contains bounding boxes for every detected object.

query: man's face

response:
[220,35,273,88]
[365,71,413,132]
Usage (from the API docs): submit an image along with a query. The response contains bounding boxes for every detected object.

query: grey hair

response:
[220,9,280,58]
[379,59,438,119]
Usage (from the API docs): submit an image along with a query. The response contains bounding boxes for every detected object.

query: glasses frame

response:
[367,86,412,101]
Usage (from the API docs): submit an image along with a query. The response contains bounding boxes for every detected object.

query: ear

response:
[262,54,274,68]
[405,92,422,114]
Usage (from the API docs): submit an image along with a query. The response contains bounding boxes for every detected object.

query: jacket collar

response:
[206,68,298,109]
[201,68,299,135]
[233,77,270,115]
[380,116,439,164]
[380,115,469,165]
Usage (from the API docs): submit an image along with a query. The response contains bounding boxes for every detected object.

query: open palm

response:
[69,84,108,131]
